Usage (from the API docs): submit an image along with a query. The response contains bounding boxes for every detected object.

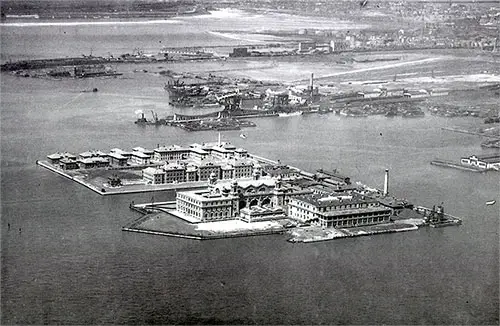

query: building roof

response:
[47,153,62,160]
[164,164,184,171]
[232,160,253,167]
[180,189,238,202]
[199,162,221,169]
[316,169,350,181]
[211,145,233,153]
[155,145,189,153]
[110,148,132,156]
[132,151,151,158]
[216,177,275,190]
[62,152,77,159]
[240,206,284,215]
[107,152,127,160]
[79,151,94,158]
[264,165,297,177]
[293,193,377,208]
[133,147,154,154]
[60,158,77,164]
[143,167,165,175]
[78,158,96,164]
[190,147,209,155]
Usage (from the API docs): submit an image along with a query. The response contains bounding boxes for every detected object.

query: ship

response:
[421,204,462,228]
[278,111,303,117]
[135,110,168,126]
[486,200,496,206]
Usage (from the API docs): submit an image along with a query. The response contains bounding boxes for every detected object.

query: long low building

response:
[288,193,391,228]
[460,154,500,171]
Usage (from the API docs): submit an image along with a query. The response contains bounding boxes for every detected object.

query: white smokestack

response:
[383,169,389,196]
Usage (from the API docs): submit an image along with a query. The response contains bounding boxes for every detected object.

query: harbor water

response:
[1,11,499,325]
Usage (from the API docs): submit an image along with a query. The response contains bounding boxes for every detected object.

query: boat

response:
[239,134,247,139]
[486,200,496,206]
[278,111,303,117]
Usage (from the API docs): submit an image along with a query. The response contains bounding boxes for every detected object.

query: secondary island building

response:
[288,193,392,228]
[460,154,500,171]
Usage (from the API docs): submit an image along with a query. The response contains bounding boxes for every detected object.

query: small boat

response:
[278,111,303,117]
[486,200,496,206]
[239,134,247,139]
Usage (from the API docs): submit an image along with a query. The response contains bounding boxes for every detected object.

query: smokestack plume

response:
[383,169,389,196]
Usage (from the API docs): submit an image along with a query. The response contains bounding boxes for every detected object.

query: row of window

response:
[321,211,390,220]
[178,195,201,206]
[179,206,201,218]
[293,200,377,212]
[205,211,231,220]
[321,216,386,227]
[204,200,232,206]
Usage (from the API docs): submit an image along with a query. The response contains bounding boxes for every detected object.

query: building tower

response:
[383,169,389,196]
[309,73,314,93]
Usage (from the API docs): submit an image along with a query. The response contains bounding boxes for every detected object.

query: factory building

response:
[229,47,249,57]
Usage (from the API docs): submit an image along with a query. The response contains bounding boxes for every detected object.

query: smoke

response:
[134,109,143,115]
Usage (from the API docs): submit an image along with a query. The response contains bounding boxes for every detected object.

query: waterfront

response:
[1,8,499,325]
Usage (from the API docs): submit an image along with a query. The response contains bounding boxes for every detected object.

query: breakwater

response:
[441,127,500,140]
[430,159,484,172]
[288,223,419,243]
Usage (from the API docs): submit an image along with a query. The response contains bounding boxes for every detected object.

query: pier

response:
[441,127,500,140]
[430,159,485,172]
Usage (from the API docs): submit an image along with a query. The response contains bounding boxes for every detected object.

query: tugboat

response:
[425,204,462,227]
[135,112,148,125]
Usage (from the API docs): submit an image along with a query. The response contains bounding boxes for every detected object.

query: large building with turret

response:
[175,166,292,222]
